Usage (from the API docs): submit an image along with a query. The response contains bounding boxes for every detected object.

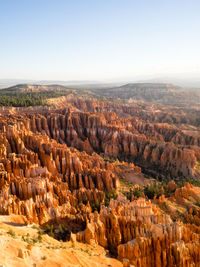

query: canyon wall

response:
[0,97,200,266]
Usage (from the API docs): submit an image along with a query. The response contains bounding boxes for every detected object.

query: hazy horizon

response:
[1,70,200,88]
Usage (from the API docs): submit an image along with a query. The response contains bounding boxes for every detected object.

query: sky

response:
[0,0,200,81]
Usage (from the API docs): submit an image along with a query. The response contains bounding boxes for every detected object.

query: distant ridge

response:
[94,82,200,105]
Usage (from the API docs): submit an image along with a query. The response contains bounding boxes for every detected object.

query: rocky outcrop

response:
[0,97,199,179]
[25,110,199,178]
[0,96,200,266]
[0,115,135,224]
[76,195,200,267]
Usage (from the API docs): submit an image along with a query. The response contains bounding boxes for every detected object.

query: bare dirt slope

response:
[0,215,122,267]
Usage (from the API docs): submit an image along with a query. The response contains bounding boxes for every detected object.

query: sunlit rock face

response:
[0,96,200,267]
[0,106,142,225]
[76,195,200,267]
[1,98,198,179]
[0,112,125,224]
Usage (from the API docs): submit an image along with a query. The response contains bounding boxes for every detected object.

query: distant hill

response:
[94,83,200,105]
[0,82,199,107]
[1,84,70,92]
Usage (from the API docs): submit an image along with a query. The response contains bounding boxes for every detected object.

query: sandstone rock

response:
[0,96,200,267]
[123,258,130,267]
[18,248,25,259]
[70,233,76,243]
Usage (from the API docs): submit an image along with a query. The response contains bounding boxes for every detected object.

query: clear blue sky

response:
[0,0,200,81]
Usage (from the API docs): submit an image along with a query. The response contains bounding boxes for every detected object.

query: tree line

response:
[0,90,69,107]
